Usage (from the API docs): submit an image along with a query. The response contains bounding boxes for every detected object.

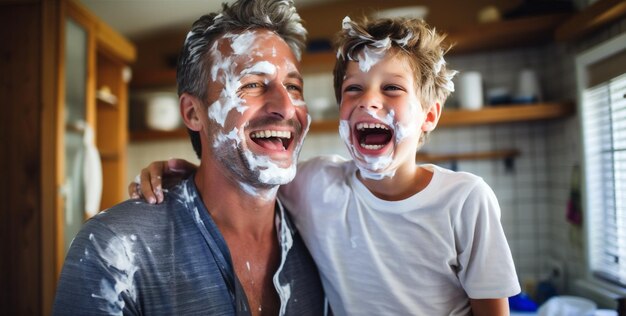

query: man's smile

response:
[250,129,294,151]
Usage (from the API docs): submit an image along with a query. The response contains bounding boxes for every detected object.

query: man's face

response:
[202,29,309,198]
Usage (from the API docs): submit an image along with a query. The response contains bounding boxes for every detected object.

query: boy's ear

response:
[180,93,203,132]
[421,102,442,132]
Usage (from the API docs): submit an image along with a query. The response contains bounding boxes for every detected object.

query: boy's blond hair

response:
[333,17,456,110]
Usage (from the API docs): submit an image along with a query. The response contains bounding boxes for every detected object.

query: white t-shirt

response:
[279,155,520,316]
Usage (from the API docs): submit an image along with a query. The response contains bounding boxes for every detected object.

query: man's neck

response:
[193,164,282,316]
[194,163,278,238]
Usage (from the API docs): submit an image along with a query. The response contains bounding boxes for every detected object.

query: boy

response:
[133,17,520,315]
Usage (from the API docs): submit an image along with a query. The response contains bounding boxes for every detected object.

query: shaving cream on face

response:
[340,98,422,180]
[243,149,296,184]
[395,93,422,144]
[241,60,277,77]
[206,31,306,198]
[224,31,259,55]
[340,119,394,180]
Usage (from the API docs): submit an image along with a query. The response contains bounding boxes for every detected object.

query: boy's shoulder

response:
[298,155,354,175]
[425,164,492,195]
[430,164,482,180]
[287,155,356,191]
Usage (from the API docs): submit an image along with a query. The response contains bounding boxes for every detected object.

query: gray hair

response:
[177,0,307,100]
[176,0,307,158]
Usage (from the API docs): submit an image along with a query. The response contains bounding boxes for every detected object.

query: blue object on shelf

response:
[536,280,558,305]
[510,292,539,312]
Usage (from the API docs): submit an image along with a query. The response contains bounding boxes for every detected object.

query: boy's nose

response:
[359,90,383,110]
[265,85,297,119]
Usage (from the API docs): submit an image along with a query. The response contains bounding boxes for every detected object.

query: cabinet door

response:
[60,16,95,254]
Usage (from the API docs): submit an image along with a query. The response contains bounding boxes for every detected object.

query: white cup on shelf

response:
[145,93,180,131]
[458,71,484,110]
[514,69,542,103]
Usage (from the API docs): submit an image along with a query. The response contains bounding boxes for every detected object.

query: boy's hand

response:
[128,158,197,204]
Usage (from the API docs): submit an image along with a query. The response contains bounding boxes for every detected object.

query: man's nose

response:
[265,84,297,119]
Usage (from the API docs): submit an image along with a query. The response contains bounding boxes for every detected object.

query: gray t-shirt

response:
[53,177,325,315]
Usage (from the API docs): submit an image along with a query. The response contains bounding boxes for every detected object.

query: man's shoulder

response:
[93,198,171,226]
[86,182,194,236]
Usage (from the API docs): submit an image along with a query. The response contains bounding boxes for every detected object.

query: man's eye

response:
[286,84,302,92]
[242,82,263,89]
[238,82,265,97]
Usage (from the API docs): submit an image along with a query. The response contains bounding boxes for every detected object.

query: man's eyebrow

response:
[286,71,303,83]
[242,71,272,76]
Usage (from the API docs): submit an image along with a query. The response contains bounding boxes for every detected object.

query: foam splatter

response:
[274,202,293,316]
[89,233,138,315]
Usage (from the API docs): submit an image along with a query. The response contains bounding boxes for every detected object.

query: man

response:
[52,0,324,315]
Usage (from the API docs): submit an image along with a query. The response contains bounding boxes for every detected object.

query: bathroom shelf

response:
[306,102,575,133]
[439,102,575,127]
[445,13,570,55]
[555,0,626,41]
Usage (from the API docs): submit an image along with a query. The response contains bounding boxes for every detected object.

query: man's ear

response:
[180,93,203,131]
[421,102,442,132]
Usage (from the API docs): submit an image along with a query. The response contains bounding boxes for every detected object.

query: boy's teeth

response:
[361,143,384,150]
[356,123,389,130]
[251,130,292,139]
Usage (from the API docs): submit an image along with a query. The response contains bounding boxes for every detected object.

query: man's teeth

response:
[356,122,389,130]
[361,143,384,150]
[250,130,292,139]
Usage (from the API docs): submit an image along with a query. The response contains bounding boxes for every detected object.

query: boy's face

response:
[198,29,309,197]
[338,53,437,180]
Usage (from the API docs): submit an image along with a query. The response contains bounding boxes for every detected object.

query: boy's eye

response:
[384,85,404,91]
[343,85,362,93]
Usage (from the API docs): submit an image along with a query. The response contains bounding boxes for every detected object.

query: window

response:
[578,33,626,288]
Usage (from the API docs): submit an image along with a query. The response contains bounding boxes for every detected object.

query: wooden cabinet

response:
[56,0,135,266]
[0,1,135,313]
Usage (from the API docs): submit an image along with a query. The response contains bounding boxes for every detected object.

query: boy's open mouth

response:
[355,122,393,151]
[250,130,294,151]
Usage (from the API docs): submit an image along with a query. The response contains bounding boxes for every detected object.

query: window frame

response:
[576,31,626,292]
